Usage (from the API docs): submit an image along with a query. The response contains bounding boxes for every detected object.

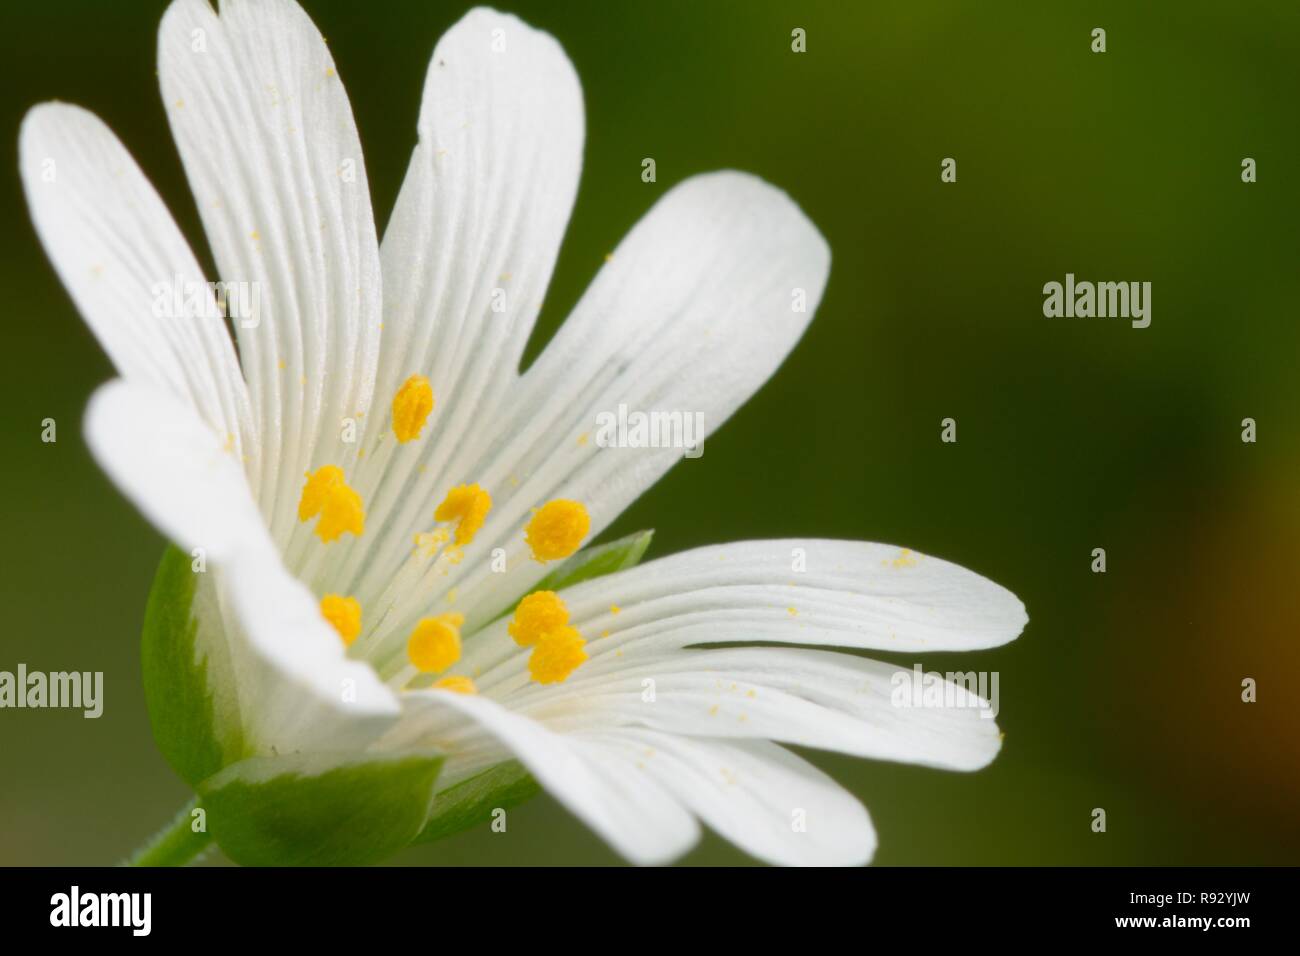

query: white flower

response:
[20,0,1027,866]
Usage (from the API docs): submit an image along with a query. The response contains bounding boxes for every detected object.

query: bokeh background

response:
[1,0,1297,865]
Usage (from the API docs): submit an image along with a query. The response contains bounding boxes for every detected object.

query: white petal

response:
[396,690,699,865]
[19,103,253,453]
[158,0,382,539]
[83,381,264,561]
[508,648,1004,771]
[362,6,583,493]
[84,380,400,754]
[459,538,1027,685]
[390,691,872,865]
[611,732,876,866]
[328,6,584,605]
[349,172,830,639]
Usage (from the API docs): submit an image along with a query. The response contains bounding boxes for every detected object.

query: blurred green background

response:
[1,0,1297,865]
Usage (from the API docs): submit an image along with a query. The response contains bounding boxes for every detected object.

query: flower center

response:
[298,380,597,692]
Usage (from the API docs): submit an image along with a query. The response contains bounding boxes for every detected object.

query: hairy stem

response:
[125,797,214,866]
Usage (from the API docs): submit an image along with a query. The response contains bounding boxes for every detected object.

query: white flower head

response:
[20,0,1027,866]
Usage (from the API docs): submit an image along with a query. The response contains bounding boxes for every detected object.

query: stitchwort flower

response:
[20,0,1027,865]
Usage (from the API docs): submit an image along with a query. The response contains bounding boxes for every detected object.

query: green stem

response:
[125,797,214,866]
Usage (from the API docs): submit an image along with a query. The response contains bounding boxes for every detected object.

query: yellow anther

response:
[392,374,434,443]
[508,591,569,648]
[319,594,362,646]
[525,499,590,562]
[433,675,477,695]
[434,483,493,546]
[407,612,465,674]
[528,626,588,685]
[298,465,343,521]
[298,466,365,542]
[315,484,365,542]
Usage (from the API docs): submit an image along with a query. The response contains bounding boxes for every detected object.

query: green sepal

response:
[533,528,654,592]
[141,546,243,787]
[198,751,445,866]
[414,760,540,844]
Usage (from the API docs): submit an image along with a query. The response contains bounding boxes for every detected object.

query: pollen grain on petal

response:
[434,483,492,545]
[414,527,451,557]
[319,594,362,646]
[525,499,590,562]
[528,625,587,685]
[392,374,435,443]
[433,675,477,695]
[508,590,569,647]
[890,548,918,569]
[407,612,465,674]
[299,466,366,542]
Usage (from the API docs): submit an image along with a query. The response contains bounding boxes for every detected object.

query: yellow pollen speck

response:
[414,527,450,556]
[392,374,435,443]
[746,689,757,698]
[250,230,260,241]
[610,604,621,615]
[528,626,587,684]
[433,675,476,694]
[407,613,464,674]
[298,466,365,542]
[576,432,589,447]
[525,499,590,562]
[319,594,361,646]
[787,606,798,616]
[709,704,720,716]
[434,483,492,545]
[278,359,287,370]
[509,591,569,647]
[891,548,918,568]
[325,66,335,77]
[600,630,610,639]
[445,588,458,605]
